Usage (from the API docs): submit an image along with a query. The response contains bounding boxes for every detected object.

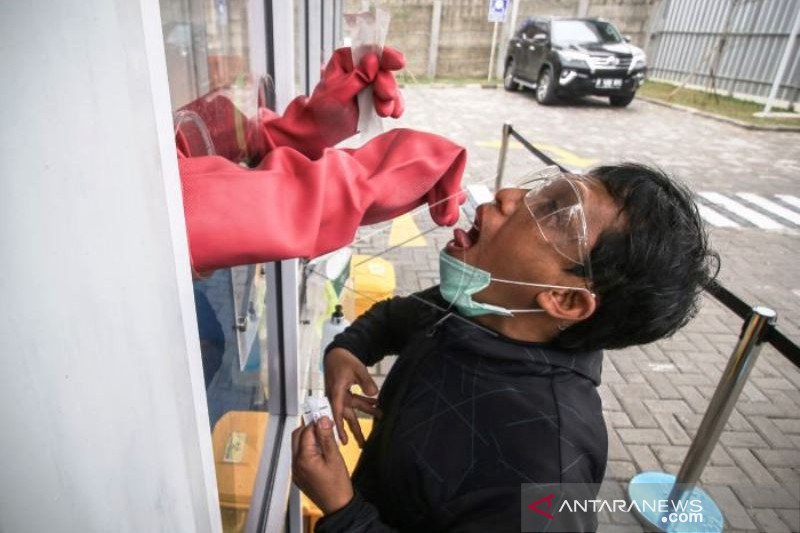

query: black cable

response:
[508,127,567,172]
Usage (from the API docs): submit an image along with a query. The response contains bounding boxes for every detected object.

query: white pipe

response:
[762,4,800,114]
[488,21,500,82]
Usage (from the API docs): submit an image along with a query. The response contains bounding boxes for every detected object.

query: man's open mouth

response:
[447,208,482,252]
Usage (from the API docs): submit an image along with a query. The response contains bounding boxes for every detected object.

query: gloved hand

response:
[175,47,405,164]
[179,128,465,275]
[257,46,406,160]
[177,92,261,163]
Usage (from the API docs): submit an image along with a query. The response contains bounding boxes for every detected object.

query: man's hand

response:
[324,348,382,447]
[292,417,354,514]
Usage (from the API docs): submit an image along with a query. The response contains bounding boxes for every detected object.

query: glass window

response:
[551,20,623,46]
[159,1,272,531]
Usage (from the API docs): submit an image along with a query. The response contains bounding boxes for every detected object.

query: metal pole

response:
[427,0,443,80]
[762,5,800,114]
[488,21,500,82]
[670,306,777,495]
[495,2,515,79]
[628,306,776,533]
[495,122,512,190]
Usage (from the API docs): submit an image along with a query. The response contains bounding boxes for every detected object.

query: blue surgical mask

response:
[438,249,593,317]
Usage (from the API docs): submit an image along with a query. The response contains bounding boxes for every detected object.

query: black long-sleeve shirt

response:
[316,287,608,532]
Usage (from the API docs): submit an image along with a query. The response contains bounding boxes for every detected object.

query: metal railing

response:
[495,121,800,532]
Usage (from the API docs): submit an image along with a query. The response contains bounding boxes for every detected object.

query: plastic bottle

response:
[319,304,350,372]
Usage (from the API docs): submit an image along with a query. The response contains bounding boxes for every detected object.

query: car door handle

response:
[515,43,521,47]
[528,46,535,50]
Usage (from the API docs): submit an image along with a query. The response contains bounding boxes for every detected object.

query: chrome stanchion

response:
[495,122,512,191]
[627,306,778,532]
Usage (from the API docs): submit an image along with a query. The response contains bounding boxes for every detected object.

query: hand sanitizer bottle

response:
[319,304,349,372]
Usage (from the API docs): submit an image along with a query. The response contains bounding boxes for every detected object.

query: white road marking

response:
[776,194,800,211]
[695,202,741,228]
[648,362,677,372]
[698,192,786,230]
[736,193,800,225]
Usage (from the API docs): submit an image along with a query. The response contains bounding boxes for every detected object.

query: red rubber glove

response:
[179,128,465,274]
[178,92,260,162]
[256,46,406,160]
[175,47,405,164]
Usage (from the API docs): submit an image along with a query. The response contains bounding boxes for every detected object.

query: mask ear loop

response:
[489,279,595,316]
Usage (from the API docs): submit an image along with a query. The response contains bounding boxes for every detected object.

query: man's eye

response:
[534,199,558,217]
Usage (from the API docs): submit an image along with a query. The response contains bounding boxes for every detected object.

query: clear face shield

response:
[515,166,594,288]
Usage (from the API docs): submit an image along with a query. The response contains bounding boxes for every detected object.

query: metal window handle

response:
[235,316,248,332]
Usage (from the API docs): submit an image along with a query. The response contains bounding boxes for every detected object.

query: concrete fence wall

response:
[345,0,656,79]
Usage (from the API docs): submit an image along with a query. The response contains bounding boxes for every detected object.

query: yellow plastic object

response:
[388,213,427,247]
[302,418,374,531]
[342,255,395,320]
[212,411,270,510]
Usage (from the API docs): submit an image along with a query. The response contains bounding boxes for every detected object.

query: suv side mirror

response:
[532,33,548,46]
[623,35,632,43]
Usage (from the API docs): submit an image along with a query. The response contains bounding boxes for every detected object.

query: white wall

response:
[0,1,220,532]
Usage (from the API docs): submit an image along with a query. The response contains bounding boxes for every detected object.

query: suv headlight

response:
[558,50,590,69]
[632,52,647,70]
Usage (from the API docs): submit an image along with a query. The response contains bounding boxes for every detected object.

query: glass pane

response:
[159,1,272,531]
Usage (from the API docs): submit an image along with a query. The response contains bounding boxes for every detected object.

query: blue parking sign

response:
[488,0,508,22]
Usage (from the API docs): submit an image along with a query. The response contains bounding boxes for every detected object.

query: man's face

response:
[445,175,621,311]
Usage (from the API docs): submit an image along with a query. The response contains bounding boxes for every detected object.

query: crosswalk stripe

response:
[776,194,800,211]
[698,192,786,230]
[695,202,741,228]
[736,193,800,225]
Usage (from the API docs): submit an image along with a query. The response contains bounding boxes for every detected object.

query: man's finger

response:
[357,368,379,397]
[298,422,321,457]
[344,408,366,448]
[350,395,382,418]
[315,416,342,458]
[329,386,350,446]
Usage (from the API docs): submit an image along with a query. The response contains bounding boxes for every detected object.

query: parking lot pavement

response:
[358,86,800,532]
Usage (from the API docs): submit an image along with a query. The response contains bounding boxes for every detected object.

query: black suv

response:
[503,17,647,107]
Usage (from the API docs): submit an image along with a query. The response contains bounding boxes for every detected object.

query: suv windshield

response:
[551,20,623,46]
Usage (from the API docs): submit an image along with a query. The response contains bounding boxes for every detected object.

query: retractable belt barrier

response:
[495,122,800,532]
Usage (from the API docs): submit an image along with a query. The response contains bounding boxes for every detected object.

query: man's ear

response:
[535,289,596,322]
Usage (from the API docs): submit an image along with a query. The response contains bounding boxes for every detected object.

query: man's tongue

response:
[453,228,472,249]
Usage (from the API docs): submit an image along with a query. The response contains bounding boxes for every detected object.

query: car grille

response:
[587,55,631,71]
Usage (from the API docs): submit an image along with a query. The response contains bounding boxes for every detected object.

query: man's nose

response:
[493,188,526,217]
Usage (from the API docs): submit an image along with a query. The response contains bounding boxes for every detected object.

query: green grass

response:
[396,73,493,86]
[638,80,800,128]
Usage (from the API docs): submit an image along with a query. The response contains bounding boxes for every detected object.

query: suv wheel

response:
[536,68,557,105]
[503,60,521,91]
[609,93,636,107]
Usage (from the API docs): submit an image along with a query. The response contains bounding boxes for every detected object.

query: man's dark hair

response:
[557,163,719,351]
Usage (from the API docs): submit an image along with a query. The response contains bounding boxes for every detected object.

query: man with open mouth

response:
[293,163,718,532]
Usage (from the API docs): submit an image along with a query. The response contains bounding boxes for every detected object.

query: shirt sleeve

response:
[314,492,397,533]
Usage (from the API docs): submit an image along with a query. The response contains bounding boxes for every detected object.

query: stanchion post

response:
[628,306,777,532]
[496,122,512,191]
[670,306,777,496]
